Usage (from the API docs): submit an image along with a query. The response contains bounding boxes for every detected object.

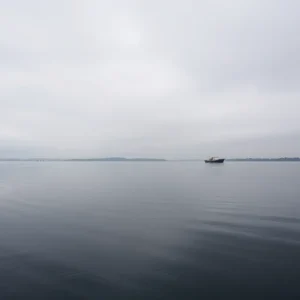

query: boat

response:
[205,157,225,163]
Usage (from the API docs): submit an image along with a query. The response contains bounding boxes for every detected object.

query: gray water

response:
[0,162,299,299]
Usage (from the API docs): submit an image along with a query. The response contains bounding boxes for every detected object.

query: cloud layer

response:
[1,0,300,158]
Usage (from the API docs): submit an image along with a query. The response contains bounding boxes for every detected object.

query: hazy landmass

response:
[2,157,300,162]
[169,158,300,162]
[0,157,166,162]
[227,158,300,162]
[69,157,166,162]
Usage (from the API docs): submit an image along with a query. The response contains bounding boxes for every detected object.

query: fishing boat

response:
[205,157,225,163]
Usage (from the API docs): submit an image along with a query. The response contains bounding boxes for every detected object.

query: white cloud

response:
[1,0,300,158]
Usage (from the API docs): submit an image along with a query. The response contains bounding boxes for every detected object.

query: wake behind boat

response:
[205,157,225,163]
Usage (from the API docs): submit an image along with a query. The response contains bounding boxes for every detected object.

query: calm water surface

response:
[0,162,299,299]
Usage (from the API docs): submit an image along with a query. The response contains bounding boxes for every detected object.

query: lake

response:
[0,161,299,299]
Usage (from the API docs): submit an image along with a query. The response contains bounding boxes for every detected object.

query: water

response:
[0,162,299,299]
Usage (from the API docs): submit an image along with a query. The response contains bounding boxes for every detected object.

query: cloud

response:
[0,0,300,158]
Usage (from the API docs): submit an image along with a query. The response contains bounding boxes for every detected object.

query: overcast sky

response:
[1,0,300,158]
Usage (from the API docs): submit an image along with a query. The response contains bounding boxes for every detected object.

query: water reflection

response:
[0,162,299,299]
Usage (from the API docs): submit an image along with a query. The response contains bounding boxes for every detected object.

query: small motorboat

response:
[205,157,225,163]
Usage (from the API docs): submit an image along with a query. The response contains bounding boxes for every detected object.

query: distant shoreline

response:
[0,157,299,162]
[0,157,167,162]
[174,158,300,162]
[227,158,300,162]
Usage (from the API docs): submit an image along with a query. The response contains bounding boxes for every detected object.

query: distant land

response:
[172,158,300,162]
[68,157,166,162]
[171,158,300,162]
[0,157,299,162]
[227,158,300,162]
[0,157,166,162]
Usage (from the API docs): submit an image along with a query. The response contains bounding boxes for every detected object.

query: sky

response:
[1,0,300,159]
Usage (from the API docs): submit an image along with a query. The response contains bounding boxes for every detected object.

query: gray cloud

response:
[1,0,300,158]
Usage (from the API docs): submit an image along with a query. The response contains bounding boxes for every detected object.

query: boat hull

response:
[205,159,225,163]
